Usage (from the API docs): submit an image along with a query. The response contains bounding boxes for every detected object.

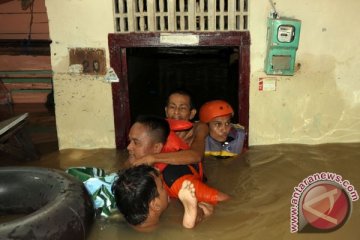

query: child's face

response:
[208,115,232,142]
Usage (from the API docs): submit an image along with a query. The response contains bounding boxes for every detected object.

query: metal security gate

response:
[113,0,248,32]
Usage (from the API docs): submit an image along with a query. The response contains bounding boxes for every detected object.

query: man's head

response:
[112,165,169,227]
[165,89,196,121]
[127,115,170,161]
[199,100,234,142]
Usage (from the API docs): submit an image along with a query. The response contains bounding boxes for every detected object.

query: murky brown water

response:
[2,143,360,239]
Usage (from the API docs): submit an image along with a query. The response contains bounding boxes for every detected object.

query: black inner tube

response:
[0,167,95,240]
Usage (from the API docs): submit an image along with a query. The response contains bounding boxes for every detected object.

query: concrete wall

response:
[45,0,115,149]
[45,0,360,149]
[249,0,360,145]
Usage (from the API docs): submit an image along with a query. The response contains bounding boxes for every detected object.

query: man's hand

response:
[175,129,194,145]
[129,154,155,166]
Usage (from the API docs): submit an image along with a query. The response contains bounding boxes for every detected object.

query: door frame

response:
[108,32,250,149]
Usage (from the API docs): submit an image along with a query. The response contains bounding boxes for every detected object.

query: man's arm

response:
[188,121,208,157]
[130,122,209,166]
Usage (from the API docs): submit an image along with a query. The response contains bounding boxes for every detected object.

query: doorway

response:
[109,32,250,149]
[127,46,239,121]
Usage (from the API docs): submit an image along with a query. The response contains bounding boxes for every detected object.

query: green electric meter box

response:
[264,17,301,75]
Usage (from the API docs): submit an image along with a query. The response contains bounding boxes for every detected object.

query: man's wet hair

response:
[112,165,160,226]
[135,115,170,144]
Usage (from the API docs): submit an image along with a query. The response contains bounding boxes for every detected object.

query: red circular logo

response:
[302,183,350,230]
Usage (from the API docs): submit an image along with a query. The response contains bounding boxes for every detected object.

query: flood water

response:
[4,142,360,240]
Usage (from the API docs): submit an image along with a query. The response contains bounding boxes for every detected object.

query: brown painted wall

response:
[0,0,51,103]
[0,0,49,40]
[0,0,51,71]
[0,55,50,71]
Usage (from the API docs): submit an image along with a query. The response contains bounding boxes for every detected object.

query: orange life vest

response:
[154,118,203,179]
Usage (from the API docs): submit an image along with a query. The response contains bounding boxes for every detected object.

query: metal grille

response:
[113,0,248,33]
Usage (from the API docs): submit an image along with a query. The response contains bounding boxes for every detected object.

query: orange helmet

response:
[199,100,234,123]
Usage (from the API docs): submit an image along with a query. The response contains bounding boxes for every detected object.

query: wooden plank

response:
[0,68,53,104]
[0,77,52,83]
[11,89,52,93]
[0,0,49,40]
[0,33,49,39]
[11,92,50,103]
[2,77,52,83]
[0,55,51,71]
[0,39,51,55]
[0,14,49,34]
[4,82,52,90]
[0,71,52,78]
[12,103,50,113]
[0,113,28,136]
[0,0,46,13]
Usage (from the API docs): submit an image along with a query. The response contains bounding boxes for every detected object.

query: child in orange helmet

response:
[199,100,246,158]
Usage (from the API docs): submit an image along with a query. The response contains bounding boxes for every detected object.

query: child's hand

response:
[175,129,194,145]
